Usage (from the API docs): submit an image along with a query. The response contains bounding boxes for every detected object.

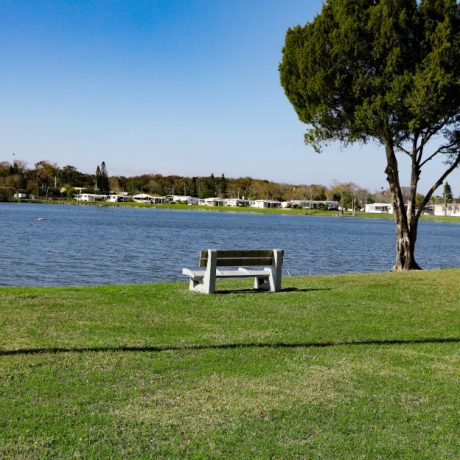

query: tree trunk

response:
[384,139,422,271]
[392,220,421,271]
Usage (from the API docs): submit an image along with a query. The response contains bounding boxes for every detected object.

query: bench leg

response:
[189,278,202,291]
[254,277,270,291]
[268,249,283,292]
[202,250,217,294]
[189,279,209,294]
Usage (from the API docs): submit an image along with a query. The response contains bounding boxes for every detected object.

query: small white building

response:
[107,194,133,203]
[165,195,190,204]
[250,200,281,209]
[13,192,28,199]
[133,193,154,203]
[76,193,108,202]
[432,203,460,217]
[203,197,225,207]
[303,200,340,210]
[187,197,200,205]
[281,200,316,209]
[365,203,394,214]
[225,198,250,207]
[151,196,166,204]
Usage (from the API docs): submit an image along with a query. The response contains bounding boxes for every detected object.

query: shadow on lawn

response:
[217,287,331,294]
[2,337,459,357]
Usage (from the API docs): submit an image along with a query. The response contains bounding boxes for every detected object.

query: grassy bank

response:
[10,198,460,222]
[1,270,459,458]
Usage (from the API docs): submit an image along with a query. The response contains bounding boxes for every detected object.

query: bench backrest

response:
[199,249,280,267]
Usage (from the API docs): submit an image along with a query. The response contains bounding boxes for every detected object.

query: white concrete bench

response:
[182,249,284,294]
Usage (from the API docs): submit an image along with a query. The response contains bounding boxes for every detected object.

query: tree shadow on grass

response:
[2,337,459,357]
[216,287,331,295]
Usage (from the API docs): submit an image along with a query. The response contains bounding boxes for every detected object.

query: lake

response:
[1,202,459,287]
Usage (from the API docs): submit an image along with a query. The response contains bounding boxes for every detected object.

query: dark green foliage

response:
[100,161,110,194]
[443,181,453,203]
[189,176,198,197]
[219,173,228,197]
[280,0,459,150]
[95,161,110,194]
[60,165,87,186]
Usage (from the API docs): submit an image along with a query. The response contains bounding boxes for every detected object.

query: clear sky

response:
[1,0,458,194]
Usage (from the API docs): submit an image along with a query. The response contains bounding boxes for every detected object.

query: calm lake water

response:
[1,202,459,287]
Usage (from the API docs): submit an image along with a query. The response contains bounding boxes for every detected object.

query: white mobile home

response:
[76,193,108,202]
[432,203,460,217]
[203,197,225,207]
[365,203,393,214]
[166,195,190,204]
[225,198,250,207]
[281,200,300,208]
[187,197,200,205]
[133,193,154,203]
[13,192,28,199]
[107,194,133,203]
[250,200,281,209]
[303,200,339,210]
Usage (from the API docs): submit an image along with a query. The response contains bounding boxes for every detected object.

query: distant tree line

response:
[0,159,456,208]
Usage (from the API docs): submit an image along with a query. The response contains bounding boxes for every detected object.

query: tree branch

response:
[419,141,458,168]
[416,117,451,157]
[395,143,412,157]
[416,153,460,220]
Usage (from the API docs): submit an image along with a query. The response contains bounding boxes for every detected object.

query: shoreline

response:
[3,198,460,223]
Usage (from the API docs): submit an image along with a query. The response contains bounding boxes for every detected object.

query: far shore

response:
[4,198,460,223]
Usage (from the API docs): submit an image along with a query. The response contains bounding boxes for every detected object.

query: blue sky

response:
[1,0,458,193]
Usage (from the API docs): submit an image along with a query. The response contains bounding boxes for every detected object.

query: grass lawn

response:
[1,270,459,458]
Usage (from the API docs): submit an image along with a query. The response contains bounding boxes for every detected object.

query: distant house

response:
[303,200,339,210]
[225,198,250,207]
[203,197,225,207]
[165,195,190,204]
[432,203,460,217]
[281,200,294,208]
[281,200,311,208]
[13,192,28,199]
[106,194,132,203]
[133,193,154,203]
[151,196,166,204]
[250,200,281,209]
[365,203,393,214]
[187,197,200,205]
[76,193,108,202]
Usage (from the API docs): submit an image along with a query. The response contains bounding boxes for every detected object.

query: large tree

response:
[280,0,460,270]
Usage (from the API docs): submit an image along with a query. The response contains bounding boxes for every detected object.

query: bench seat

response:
[182,267,271,279]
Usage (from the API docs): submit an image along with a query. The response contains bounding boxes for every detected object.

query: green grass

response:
[1,270,460,458]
